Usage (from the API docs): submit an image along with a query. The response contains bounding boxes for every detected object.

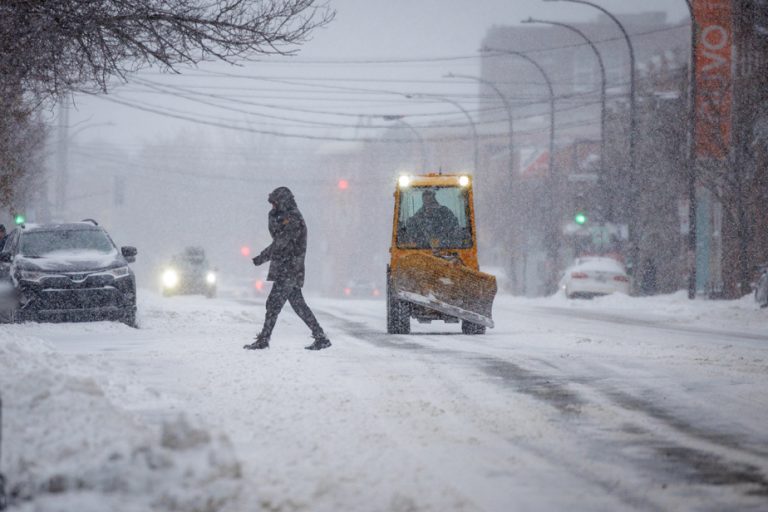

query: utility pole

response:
[55,96,70,220]
[683,0,698,299]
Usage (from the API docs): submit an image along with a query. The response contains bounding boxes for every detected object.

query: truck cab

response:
[388,173,496,335]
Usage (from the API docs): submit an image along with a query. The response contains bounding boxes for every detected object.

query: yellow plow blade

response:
[392,253,497,328]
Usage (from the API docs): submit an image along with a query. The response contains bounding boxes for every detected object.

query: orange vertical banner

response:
[694,0,733,159]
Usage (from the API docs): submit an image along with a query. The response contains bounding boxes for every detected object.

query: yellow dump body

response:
[388,174,497,331]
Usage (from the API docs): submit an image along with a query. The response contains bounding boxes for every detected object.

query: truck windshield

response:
[397,186,472,249]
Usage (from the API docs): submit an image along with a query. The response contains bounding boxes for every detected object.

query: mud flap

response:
[391,253,497,328]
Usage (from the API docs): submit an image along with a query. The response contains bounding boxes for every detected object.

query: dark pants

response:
[260,281,324,338]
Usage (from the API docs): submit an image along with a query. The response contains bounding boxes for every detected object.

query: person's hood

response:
[268,186,298,212]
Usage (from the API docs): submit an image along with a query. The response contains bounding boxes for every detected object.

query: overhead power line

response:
[221,22,688,65]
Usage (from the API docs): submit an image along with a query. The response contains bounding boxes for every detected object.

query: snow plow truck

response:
[387,173,497,334]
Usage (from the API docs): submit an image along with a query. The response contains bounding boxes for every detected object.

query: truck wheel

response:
[389,298,411,334]
[461,320,485,335]
[386,280,410,334]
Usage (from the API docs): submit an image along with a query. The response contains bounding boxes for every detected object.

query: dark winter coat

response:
[405,204,460,247]
[252,187,307,287]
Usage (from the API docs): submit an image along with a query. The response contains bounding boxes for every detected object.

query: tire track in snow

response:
[313,307,675,511]
[315,301,768,508]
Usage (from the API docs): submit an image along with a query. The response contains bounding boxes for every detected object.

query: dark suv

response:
[0,221,138,326]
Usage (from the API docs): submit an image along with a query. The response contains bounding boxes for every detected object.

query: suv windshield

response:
[397,186,472,249]
[19,229,115,257]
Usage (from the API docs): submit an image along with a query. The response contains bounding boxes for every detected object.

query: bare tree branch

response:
[0,0,335,100]
[0,0,333,210]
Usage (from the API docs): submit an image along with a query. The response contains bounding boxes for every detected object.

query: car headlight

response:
[162,269,179,288]
[106,266,130,279]
[20,270,47,282]
[206,272,216,285]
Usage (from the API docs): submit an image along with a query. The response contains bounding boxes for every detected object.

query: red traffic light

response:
[240,246,251,257]
[338,179,349,190]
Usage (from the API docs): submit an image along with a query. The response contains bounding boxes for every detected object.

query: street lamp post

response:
[481,47,556,185]
[479,47,560,291]
[381,115,429,170]
[544,0,639,272]
[523,17,608,219]
[444,72,518,292]
[444,73,515,178]
[406,94,480,172]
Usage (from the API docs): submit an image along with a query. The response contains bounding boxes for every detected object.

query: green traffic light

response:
[14,214,25,225]
[574,212,587,225]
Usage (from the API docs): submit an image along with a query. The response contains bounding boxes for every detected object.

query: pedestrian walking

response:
[244,187,331,351]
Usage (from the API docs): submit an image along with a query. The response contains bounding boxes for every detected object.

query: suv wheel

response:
[121,309,138,328]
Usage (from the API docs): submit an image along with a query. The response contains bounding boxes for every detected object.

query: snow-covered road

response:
[2,291,767,511]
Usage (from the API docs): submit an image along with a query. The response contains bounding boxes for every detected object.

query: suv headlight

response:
[106,266,131,279]
[20,270,48,282]
[162,269,179,288]
[206,272,216,285]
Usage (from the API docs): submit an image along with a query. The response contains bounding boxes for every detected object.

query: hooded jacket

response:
[252,187,307,286]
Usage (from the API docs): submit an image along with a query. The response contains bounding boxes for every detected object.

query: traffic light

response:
[337,179,349,190]
[240,246,251,257]
[574,211,588,226]
[14,213,25,225]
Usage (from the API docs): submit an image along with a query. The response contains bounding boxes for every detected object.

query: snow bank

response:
[0,333,242,512]
[508,289,768,333]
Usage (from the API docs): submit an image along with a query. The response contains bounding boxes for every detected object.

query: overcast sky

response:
[64,0,691,149]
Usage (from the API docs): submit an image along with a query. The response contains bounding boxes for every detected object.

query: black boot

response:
[244,334,270,350]
[305,333,331,351]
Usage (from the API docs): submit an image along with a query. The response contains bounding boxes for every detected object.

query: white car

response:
[560,256,630,299]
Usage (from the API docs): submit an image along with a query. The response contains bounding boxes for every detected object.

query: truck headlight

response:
[162,269,179,288]
[398,175,411,188]
[459,175,470,187]
[206,272,216,285]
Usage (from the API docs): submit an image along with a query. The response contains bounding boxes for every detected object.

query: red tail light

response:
[344,287,352,296]
[571,272,588,279]
[372,288,381,297]
[254,280,264,291]
[613,275,629,282]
